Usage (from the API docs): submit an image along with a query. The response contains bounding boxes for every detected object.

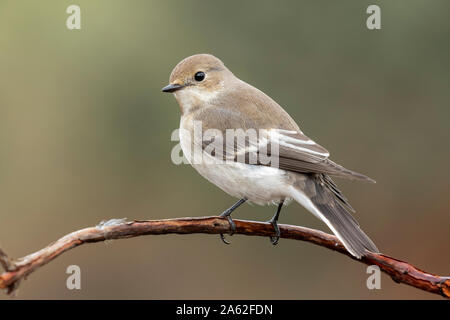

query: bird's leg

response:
[268,200,284,245]
[219,198,247,244]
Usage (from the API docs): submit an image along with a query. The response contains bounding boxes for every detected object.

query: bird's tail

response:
[290,174,379,259]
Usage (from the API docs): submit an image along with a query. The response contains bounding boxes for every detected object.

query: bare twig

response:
[0,216,448,298]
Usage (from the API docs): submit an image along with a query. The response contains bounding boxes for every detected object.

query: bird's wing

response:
[199,125,373,182]
[269,129,374,182]
[268,129,330,163]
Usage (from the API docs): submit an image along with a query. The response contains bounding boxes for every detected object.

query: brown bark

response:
[0,216,448,297]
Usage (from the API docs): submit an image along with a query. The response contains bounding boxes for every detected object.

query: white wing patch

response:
[269,129,330,160]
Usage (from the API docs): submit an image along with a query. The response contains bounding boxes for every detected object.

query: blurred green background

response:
[0,0,449,299]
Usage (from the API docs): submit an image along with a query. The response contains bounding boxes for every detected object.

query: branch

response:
[0,216,448,298]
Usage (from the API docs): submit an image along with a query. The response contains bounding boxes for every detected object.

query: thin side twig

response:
[0,216,449,298]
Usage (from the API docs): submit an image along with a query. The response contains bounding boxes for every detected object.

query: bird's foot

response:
[219,211,236,245]
[268,218,280,245]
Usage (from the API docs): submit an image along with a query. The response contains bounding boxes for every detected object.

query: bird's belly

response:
[179,116,292,205]
[194,161,291,205]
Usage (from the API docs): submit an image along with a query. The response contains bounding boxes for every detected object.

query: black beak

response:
[162,83,184,93]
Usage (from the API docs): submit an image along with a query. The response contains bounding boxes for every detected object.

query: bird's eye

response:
[194,71,205,82]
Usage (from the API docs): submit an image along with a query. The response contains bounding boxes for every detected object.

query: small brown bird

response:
[162,54,379,258]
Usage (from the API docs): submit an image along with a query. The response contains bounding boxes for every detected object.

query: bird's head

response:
[162,54,234,113]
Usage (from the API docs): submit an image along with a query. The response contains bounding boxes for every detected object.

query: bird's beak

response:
[161,83,184,93]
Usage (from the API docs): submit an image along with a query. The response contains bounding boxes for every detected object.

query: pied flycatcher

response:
[162,54,379,258]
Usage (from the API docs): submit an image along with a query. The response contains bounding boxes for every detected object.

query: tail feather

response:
[291,174,379,259]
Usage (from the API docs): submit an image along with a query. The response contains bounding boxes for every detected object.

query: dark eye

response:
[194,71,205,82]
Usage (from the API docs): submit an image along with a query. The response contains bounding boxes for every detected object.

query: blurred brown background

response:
[0,0,449,299]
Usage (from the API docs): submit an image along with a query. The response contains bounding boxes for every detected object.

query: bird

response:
[162,54,379,259]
